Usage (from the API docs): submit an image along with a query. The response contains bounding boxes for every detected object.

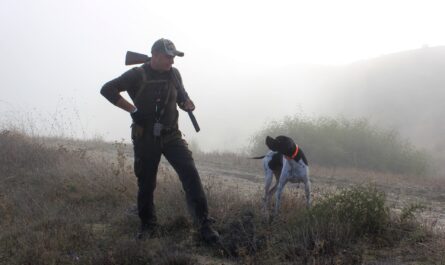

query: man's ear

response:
[265,136,277,151]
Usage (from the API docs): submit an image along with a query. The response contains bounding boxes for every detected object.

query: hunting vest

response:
[133,66,180,130]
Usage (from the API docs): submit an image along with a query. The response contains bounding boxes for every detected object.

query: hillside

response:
[248,46,445,175]
[189,45,445,160]
[324,46,445,155]
[1,130,444,264]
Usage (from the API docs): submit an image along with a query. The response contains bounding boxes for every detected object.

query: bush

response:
[311,185,389,237]
[249,115,431,175]
[276,185,389,262]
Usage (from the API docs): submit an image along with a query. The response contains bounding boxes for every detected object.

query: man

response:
[100,38,219,243]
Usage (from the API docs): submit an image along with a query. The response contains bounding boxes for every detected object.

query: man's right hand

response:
[130,109,146,125]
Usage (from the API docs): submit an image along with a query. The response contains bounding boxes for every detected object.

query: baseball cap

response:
[151,38,184,57]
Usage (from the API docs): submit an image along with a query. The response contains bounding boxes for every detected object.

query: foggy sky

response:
[1,0,445,151]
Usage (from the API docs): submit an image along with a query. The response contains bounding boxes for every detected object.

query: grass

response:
[1,129,444,265]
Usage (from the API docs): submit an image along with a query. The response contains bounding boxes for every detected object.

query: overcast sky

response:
[1,0,445,151]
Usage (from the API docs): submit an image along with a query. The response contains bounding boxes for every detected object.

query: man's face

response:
[151,52,175,71]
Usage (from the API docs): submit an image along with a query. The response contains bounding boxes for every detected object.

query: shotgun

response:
[125,51,200,132]
[125,51,150,65]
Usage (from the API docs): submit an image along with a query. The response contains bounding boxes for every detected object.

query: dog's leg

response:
[263,169,274,211]
[266,169,281,200]
[274,159,290,215]
[274,178,288,215]
[303,167,311,208]
[304,179,312,208]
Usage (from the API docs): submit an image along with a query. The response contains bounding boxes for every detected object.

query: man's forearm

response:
[116,98,137,113]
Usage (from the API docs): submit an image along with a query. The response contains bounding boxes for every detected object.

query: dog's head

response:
[265,135,296,157]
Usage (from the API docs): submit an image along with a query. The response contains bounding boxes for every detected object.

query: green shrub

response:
[278,185,389,261]
[312,185,389,237]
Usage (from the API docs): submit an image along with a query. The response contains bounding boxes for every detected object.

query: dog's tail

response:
[250,155,265,159]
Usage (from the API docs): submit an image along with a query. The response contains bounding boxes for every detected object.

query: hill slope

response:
[323,46,445,154]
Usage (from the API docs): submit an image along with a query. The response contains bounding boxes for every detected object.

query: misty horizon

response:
[1,0,445,156]
[1,45,445,154]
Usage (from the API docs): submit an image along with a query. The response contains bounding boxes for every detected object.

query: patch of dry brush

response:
[0,130,444,265]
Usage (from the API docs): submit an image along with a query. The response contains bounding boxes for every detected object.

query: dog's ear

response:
[265,136,278,151]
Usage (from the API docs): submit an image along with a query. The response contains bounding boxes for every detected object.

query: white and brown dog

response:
[254,135,311,214]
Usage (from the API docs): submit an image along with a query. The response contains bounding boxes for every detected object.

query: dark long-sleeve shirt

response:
[100,63,188,105]
[100,63,190,130]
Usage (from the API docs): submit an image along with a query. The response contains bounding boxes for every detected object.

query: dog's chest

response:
[284,159,308,182]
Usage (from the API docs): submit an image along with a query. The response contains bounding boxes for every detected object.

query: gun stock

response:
[125,51,150,65]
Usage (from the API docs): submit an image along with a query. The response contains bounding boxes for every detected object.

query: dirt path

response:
[194,159,445,233]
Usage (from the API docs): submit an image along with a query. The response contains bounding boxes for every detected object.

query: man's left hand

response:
[181,99,195,111]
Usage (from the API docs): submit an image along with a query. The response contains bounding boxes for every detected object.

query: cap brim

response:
[166,50,184,57]
[174,50,184,57]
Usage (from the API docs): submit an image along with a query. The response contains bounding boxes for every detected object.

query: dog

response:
[253,135,311,214]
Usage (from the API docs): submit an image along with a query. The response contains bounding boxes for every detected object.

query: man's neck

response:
[149,61,169,73]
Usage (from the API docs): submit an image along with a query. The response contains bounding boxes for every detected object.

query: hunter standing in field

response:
[100,38,220,243]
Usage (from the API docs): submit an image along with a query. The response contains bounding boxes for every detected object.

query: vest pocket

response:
[131,123,144,141]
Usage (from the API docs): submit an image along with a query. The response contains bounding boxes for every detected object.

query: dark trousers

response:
[133,131,209,226]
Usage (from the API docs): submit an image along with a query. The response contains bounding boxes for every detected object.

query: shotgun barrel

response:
[187,111,200,132]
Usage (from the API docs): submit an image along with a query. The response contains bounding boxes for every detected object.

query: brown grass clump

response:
[0,130,136,264]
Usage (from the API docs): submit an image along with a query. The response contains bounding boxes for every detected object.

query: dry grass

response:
[1,130,444,265]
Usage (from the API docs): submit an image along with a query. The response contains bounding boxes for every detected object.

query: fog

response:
[1,0,445,153]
